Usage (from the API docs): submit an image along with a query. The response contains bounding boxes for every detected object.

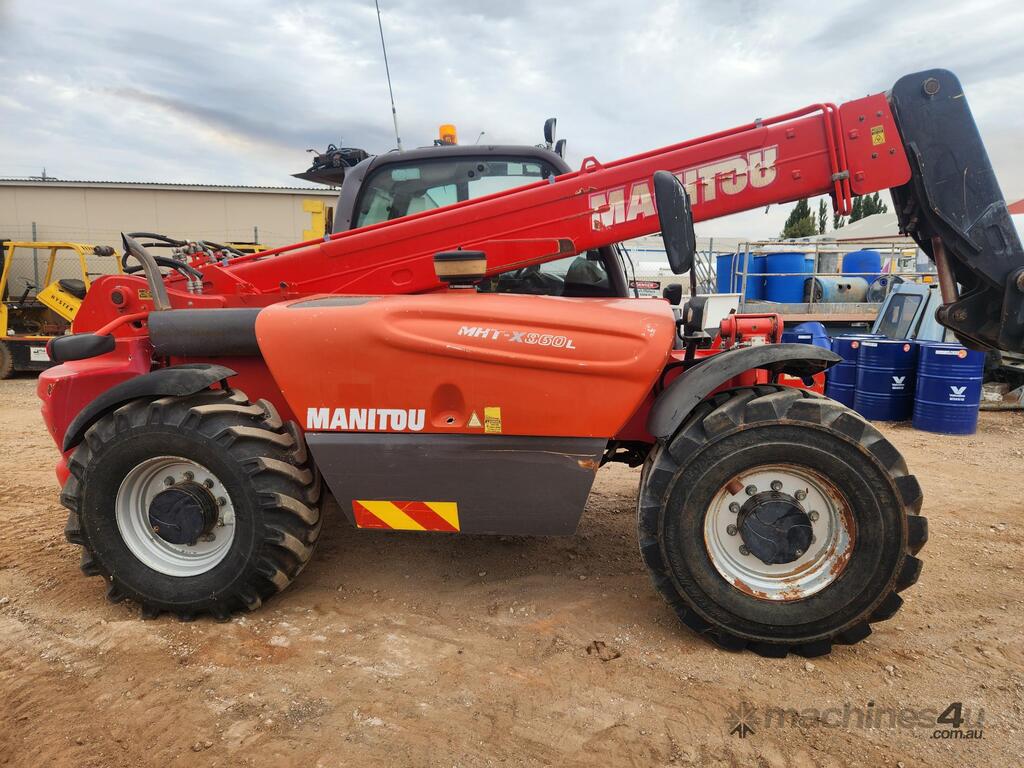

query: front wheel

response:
[638,386,927,657]
[62,387,321,620]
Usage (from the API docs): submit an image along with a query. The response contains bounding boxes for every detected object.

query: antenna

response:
[375,0,402,152]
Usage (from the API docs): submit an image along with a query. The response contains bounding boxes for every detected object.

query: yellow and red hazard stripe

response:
[352,500,460,532]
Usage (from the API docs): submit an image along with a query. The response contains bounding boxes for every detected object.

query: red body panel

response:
[255,293,677,439]
[37,336,154,484]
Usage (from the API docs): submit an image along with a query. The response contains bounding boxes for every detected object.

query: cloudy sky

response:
[1,0,1021,238]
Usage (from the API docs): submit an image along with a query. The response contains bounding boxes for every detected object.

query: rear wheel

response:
[62,387,321,620]
[638,385,927,657]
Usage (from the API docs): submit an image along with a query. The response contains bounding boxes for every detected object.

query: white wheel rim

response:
[115,456,236,577]
[703,464,855,601]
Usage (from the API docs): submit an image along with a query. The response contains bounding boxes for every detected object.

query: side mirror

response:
[544,118,557,147]
[653,170,696,276]
[662,283,683,306]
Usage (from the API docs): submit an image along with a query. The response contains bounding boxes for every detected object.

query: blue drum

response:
[825,334,881,408]
[854,339,918,421]
[912,342,985,435]
[842,249,883,283]
[764,252,813,303]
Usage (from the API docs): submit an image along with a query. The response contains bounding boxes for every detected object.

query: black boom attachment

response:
[888,68,1024,353]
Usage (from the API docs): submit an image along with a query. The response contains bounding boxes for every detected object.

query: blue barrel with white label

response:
[825,334,881,407]
[781,330,813,345]
[912,342,985,435]
[791,321,831,350]
[854,339,918,421]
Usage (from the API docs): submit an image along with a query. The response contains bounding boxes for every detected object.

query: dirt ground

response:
[0,376,1021,767]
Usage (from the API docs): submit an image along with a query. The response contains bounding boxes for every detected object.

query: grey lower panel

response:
[307,433,606,536]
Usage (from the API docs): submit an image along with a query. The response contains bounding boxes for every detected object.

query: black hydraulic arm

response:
[888,69,1024,353]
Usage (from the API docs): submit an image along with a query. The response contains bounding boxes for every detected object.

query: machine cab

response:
[297,130,630,299]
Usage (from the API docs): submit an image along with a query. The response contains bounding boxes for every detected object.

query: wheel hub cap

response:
[148,481,219,545]
[703,464,856,602]
[115,456,236,577]
[737,492,813,565]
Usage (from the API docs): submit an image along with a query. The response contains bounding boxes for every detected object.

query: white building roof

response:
[0,178,337,195]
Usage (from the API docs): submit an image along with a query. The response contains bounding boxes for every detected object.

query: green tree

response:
[848,192,888,222]
[865,191,888,216]
[817,199,828,235]
[833,212,846,230]
[781,198,817,238]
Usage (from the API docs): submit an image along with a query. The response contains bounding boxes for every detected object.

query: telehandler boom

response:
[38,69,1024,657]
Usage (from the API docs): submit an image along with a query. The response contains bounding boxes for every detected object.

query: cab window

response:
[353,155,612,297]
[354,157,556,228]
[875,293,923,339]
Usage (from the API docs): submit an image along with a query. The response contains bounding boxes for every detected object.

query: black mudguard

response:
[62,364,236,451]
[889,69,1024,352]
[646,343,840,439]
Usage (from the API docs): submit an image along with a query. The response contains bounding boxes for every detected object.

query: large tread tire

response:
[638,385,926,658]
[0,342,13,380]
[62,387,322,620]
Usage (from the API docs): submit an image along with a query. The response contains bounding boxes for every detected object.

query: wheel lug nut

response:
[729,502,741,514]
[745,485,757,496]
[770,480,783,492]
[795,489,808,501]
[795,549,804,558]
[726,524,738,536]
[183,471,194,481]
[739,545,751,556]
[163,476,175,486]
[217,497,227,506]
[203,478,214,489]
[809,510,819,522]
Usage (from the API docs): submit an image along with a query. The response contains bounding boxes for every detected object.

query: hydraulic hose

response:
[120,233,171,311]
[123,257,204,280]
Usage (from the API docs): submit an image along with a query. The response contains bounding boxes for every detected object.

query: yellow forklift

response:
[0,240,121,378]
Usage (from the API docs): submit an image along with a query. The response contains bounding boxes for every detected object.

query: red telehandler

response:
[39,69,1024,657]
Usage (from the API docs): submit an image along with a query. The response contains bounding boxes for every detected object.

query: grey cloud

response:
[0,0,1021,237]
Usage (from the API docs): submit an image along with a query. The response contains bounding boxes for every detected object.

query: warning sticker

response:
[871,125,886,146]
[138,288,152,300]
[467,411,482,428]
[483,406,502,434]
[353,500,459,532]
[629,279,661,298]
